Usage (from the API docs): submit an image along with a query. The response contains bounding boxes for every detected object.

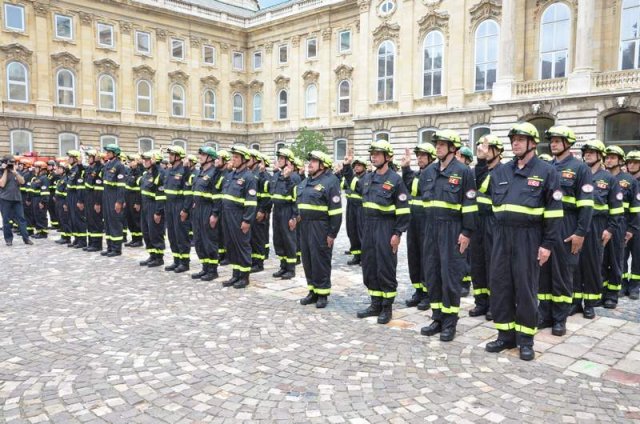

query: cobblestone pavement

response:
[1,226,640,423]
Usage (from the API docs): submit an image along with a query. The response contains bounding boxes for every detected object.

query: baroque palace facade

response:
[1,0,640,160]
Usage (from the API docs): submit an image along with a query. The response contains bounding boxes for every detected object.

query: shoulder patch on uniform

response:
[332,195,341,204]
[249,189,257,196]
[552,190,563,201]
[582,184,594,193]
[617,192,624,201]
[117,174,124,179]
[636,192,640,201]
[77,178,83,183]
[398,193,407,202]
[465,190,477,199]
[96,179,102,184]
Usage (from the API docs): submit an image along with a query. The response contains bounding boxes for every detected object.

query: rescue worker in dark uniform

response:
[53,162,72,244]
[190,146,221,281]
[101,144,127,257]
[624,150,640,300]
[124,154,144,248]
[419,130,478,342]
[83,149,104,252]
[484,122,563,361]
[215,150,231,265]
[538,126,593,336]
[573,140,623,319]
[30,161,50,238]
[458,146,475,298]
[47,160,59,230]
[19,158,35,235]
[344,157,367,266]
[183,154,198,244]
[297,151,343,308]
[470,134,504,320]
[271,147,301,279]
[401,143,436,310]
[219,146,258,289]
[249,150,272,273]
[603,145,638,308]
[163,146,192,273]
[349,141,410,324]
[294,156,305,265]
[139,151,167,268]
[66,150,87,249]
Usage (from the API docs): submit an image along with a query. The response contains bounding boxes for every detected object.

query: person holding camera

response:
[0,155,33,246]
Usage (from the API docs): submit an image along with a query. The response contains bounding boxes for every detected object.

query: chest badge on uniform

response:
[203,175,210,181]
[620,180,630,189]
[237,178,245,186]
[315,184,324,191]
[382,180,394,191]
[561,170,576,179]
[448,176,460,185]
[596,180,608,189]
[527,177,542,187]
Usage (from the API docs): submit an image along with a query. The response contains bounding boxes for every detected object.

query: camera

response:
[1,155,15,171]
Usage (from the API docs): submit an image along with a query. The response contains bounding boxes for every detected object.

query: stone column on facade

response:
[446,9,465,109]
[319,29,332,126]
[155,30,169,124]
[290,37,300,124]
[189,39,201,122]
[80,18,96,118]
[567,0,595,94]
[398,3,414,111]
[354,0,370,117]
[219,43,229,130]
[34,9,52,116]
[491,0,517,101]
[119,22,135,121]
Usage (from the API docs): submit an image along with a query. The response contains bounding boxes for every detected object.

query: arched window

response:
[98,74,116,111]
[100,135,118,149]
[334,138,347,161]
[10,129,32,155]
[374,131,390,142]
[56,69,75,107]
[377,40,395,102]
[423,31,443,97]
[605,112,640,149]
[474,20,499,92]
[7,62,28,102]
[171,85,186,117]
[540,3,571,79]
[418,128,437,145]
[136,80,152,114]
[203,89,216,120]
[172,139,187,150]
[470,125,491,152]
[138,137,154,152]
[305,84,318,118]
[338,80,350,114]
[58,132,78,156]
[278,89,288,120]
[250,142,260,151]
[204,140,218,150]
[529,117,555,155]
[620,0,640,69]
[233,93,244,122]
[275,140,286,153]
[253,93,262,122]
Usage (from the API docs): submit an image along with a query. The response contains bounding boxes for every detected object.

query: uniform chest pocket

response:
[520,186,544,208]
[308,189,323,199]
[375,189,393,205]
[560,178,576,195]
[492,186,508,204]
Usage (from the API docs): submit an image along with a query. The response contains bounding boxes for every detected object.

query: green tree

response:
[290,127,327,160]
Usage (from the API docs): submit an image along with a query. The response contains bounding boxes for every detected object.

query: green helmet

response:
[414,143,436,160]
[308,150,333,168]
[217,149,231,162]
[230,145,251,160]
[432,129,462,149]
[352,157,368,167]
[538,153,553,162]
[479,134,504,153]
[626,150,640,162]
[545,125,576,145]
[459,146,474,161]
[368,140,394,157]
[67,150,81,159]
[166,145,186,159]
[508,122,540,144]
[104,143,121,155]
[276,147,295,162]
[581,139,606,156]
[605,145,625,160]
[85,148,98,157]
[141,150,163,163]
[198,146,218,159]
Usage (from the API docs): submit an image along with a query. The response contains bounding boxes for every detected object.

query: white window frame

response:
[4,3,25,32]
[97,23,114,48]
[100,135,118,149]
[275,141,286,153]
[6,61,28,103]
[253,92,262,122]
[203,89,216,120]
[171,84,186,117]
[136,80,152,114]
[172,139,187,150]
[54,14,73,40]
[10,129,32,155]
[470,125,491,152]
[204,140,218,150]
[232,51,244,71]
[377,40,395,102]
[423,31,444,97]
[334,138,347,162]
[418,127,437,145]
[98,74,116,111]
[306,37,318,59]
[374,131,391,142]
[250,142,260,151]
[474,20,499,92]
[539,3,571,80]
[337,80,350,115]
[203,45,215,65]
[379,0,395,15]
[253,51,262,70]
[277,89,288,120]
[278,44,288,65]
[138,137,154,152]
[58,132,78,156]
[338,30,351,53]
[619,0,640,70]
[56,68,75,107]
[232,93,244,123]
[171,38,185,60]
[135,30,151,55]
[305,84,318,118]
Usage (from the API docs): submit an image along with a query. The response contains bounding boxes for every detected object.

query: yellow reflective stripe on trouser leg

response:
[232,264,251,272]
[367,290,397,298]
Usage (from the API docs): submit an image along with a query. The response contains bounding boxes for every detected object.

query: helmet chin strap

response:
[555,140,571,158]
[373,153,390,169]
[516,140,536,161]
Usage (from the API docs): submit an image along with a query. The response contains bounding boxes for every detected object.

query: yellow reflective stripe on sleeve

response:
[298,204,329,212]
[624,202,630,209]
[476,196,492,205]
[411,178,419,197]
[425,200,461,211]
[164,189,183,195]
[593,204,608,211]
[244,201,257,207]
[395,207,410,215]
[363,202,396,212]
[193,192,213,199]
[492,204,544,215]
[630,207,640,213]
[347,193,363,200]
[462,205,478,213]
[328,208,343,216]
[576,199,594,208]
[473,288,490,295]
[221,194,247,204]
[479,174,490,194]
[543,209,564,218]
[562,196,576,204]
[538,293,552,300]
[609,207,624,215]
[271,194,295,201]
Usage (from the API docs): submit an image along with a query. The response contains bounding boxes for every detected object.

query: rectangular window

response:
[232,51,244,71]
[306,38,317,59]
[253,51,262,70]
[203,45,215,65]
[139,138,154,152]
[54,14,73,40]
[279,45,288,64]
[135,31,151,55]
[171,38,184,60]
[58,133,78,156]
[97,23,114,48]
[10,130,32,155]
[339,30,351,52]
[4,3,25,31]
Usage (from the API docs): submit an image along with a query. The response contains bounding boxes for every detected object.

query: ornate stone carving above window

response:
[322,28,332,41]
[78,11,93,26]
[168,70,189,85]
[155,28,167,41]
[302,70,319,84]
[133,65,155,81]
[291,36,300,48]
[229,79,248,93]
[417,10,449,41]
[534,0,577,25]
[274,75,290,90]
[265,42,273,53]
[119,20,133,34]
[33,2,50,17]
[94,58,120,75]
[51,52,80,70]
[469,0,501,30]
[0,43,33,65]
[249,80,264,90]
[372,22,400,46]
[190,36,202,47]
[357,0,371,12]
[334,64,354,81]
[201,75,220,89]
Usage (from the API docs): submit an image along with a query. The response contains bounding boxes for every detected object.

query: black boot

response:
[147,255,164,268]
[140,256,154,266]
[347,256,361,266]
[469,306,488,317]
[272,268,287,278]
[299,291,318,305]
[250,263,264,273]
[280,271,295,280]
[485,339,517,353]
[233,275,249,289]
[420,321,442,336]
[569,302,583,316]
[519,346,535,361]
[485,310,493,321]
[417,296,431,311]
[440,327,456,342]
[405,290,422,307]
[223,275,240,287]
[174,260,189,273]
[201,266,219,281]
[128,240,143,248]
[583,306,595,319]
[377,304,392,324]
[192,265,208,279]
[315,295,328,309]
[537,317,553,329]
[356,297,382,318]
[165,261,179,271]
[552,321,566,337]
